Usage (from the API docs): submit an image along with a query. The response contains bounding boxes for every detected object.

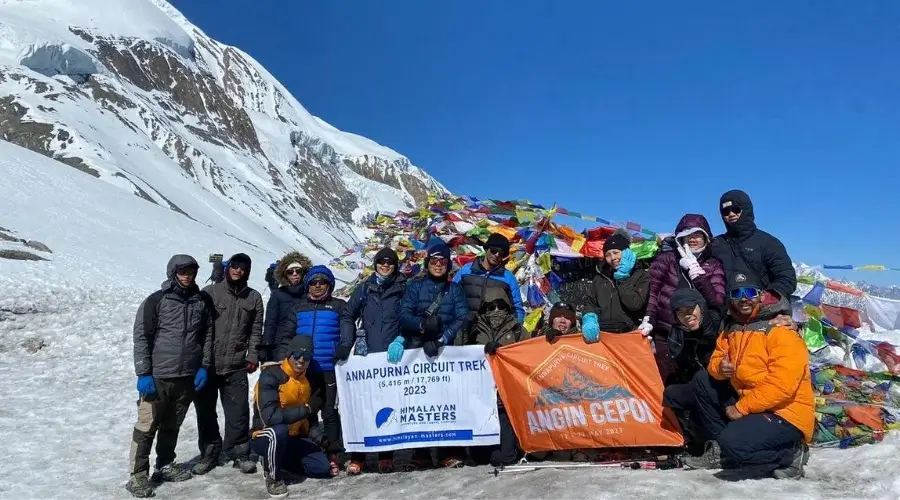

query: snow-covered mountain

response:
[794,262,900,312]
[0,0,445,262]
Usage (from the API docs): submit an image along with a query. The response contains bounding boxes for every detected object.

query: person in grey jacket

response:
[126,255,214,499]
[192,253,264,476]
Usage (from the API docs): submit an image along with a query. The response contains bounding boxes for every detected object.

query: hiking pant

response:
[251,424,331,481]
[194,370,250,460]
[691,370,803,473]
[320,371,343,454]
[128,377,194,475]
[468,408,519,466]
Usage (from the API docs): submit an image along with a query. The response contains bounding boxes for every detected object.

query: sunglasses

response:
[291,351,311,362]
[428,256,448,265]
[285,268,303,276]
[175,267,198,276]
[487,246,506,256]
[376,258,395,266]
[730,287,760,301]
[228,262,248,271]
[484,301,509,312]
[309,279,329,287]
[720,206,742,216]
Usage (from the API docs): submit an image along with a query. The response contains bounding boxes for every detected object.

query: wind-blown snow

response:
[1,142,899,499]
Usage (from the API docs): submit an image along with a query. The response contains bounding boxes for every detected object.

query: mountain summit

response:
[0,0,445,260]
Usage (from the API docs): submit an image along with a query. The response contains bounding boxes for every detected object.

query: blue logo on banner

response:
[375,407,396,428]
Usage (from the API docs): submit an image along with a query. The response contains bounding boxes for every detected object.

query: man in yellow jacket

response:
[682,273,814,479]
[251,335,334,498]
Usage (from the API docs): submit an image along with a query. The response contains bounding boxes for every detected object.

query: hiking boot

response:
[682,440,726,470]
[378,458,393,473]
[773,443,809,480]
[125,473,155,498]
[440,457,464,468]
[233,455,257,474]
[153,463,192,482]
[191,455,218,475]
[265,478,288,498]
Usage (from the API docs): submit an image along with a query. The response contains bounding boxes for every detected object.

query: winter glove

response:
[246,360,258,374]
[613,249,636,280]
[257,344,274,364]
[582,312,600,343]
[194,368,208,391]
[354,336,368,356]
[423,340,441,357]
[333,345,352,363]
[677,243,706,280]
[422,315,443,335]
[387,337,405,364]
[136,375,156,397]
[637,316,653,337]
[484,341,500,355]
[543,327,563,343]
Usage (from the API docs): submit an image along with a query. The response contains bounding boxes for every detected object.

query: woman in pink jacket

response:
[641,214,725,383]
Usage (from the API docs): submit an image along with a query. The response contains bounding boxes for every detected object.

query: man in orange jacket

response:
[682,273,814,479]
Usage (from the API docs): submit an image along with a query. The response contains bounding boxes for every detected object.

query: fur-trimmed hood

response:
[274,251,313,287]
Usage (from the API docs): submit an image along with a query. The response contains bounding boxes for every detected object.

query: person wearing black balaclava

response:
[711,190,797,302]
[193,253,264,476]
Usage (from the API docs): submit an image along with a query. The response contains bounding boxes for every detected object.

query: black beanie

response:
[228,253,252,272]
[603,233,630,254]
[549,304,577,328]
[484,233,511,255]
[373,247,399,266]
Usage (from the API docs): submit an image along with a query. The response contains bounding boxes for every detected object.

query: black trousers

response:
[128,377,194,475]
[469,408,520,466]
[194,370,251,459]
[318,371,343,454]
[691,370,803,473]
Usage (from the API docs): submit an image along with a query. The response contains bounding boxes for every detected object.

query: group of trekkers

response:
[125,188,814,498]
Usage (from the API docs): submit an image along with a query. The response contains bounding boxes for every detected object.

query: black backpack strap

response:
[424,284,447,317]
[142,290,165,343]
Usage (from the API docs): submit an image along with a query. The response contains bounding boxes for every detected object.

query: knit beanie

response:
[484,233,511,255]
[373,247,399,266]
[603,233,630,254]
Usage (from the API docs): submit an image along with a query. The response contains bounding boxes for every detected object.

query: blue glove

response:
[386,338,404,364]
[136,375,156,397]
[613,248,636,280]
[582,312,600,343]
[354,336,368,356]
[194,367,208,391]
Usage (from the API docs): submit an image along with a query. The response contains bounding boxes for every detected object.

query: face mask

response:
[486,309,506,328]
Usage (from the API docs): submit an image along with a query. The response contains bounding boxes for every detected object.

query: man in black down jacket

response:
[338,247,407,474]
[661,288,723,454]
[127,255,214,498]
[711,190,797,299]
[192,253,264,476]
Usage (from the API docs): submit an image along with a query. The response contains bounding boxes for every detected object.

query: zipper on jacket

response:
[181,295,189,375]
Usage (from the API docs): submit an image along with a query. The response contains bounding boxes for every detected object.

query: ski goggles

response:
[729,287,761,301]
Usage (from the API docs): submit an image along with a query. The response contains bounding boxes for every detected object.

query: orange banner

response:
[488,332,684,452]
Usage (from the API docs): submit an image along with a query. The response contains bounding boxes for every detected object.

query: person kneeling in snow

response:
[251,335,334,498]
[470,287,524,467]
[682,274,813,479]
[660,289,722,454]
[126,255,213,498]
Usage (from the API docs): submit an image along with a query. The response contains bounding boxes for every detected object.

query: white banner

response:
[335,345,500,452]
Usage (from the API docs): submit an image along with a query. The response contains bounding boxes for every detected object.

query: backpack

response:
[142,288,215,345]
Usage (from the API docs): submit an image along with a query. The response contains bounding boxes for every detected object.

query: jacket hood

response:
[162,254,200,291]
[274,251,313,287]
[720,190,757,237]
[674,214,712,246]
[481,286,512,309]
[226,252,252,283]
[303,265,335,289]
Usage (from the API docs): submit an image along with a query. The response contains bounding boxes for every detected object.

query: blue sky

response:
[170,0,899,285]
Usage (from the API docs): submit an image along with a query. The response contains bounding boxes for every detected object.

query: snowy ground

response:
[2,143,900,499]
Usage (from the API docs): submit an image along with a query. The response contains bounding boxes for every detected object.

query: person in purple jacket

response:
[642,214,726,383]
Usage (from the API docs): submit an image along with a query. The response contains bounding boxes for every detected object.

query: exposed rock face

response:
[0,0,447,258]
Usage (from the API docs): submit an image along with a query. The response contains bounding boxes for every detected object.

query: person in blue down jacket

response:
[338,247,407,475]
[398,240,469,469]
[261,252,313,363]
[454,233,525,329]
[292,264,349,474]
